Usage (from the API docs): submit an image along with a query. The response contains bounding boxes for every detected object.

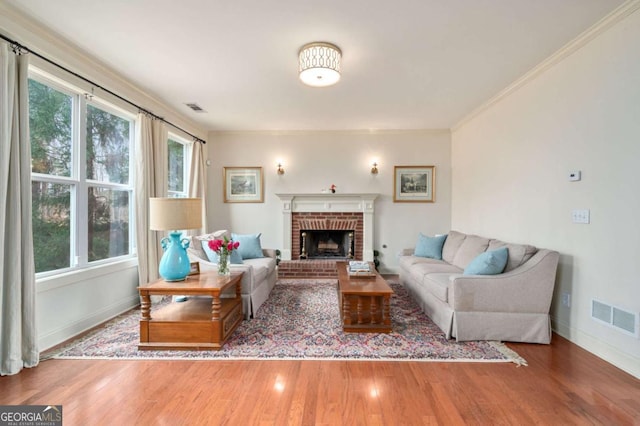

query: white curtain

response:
[0,41,38,375]
[187,140,207,236]
[134,113,167,286]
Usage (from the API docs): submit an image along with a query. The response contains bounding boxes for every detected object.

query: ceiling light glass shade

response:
[298,42,341,87]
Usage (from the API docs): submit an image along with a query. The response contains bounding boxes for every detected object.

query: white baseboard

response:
[39,295,140,352]
[552,318,640,379]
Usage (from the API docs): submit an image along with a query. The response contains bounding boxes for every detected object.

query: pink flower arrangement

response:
[330,184,336,193]
[207,236,240,255]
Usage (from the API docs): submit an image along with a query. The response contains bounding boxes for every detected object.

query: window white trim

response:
[167,132,191,198]
[29,68,137,277]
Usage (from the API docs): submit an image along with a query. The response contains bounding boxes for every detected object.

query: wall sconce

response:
[371,162,379,175]
[277,162,285,175]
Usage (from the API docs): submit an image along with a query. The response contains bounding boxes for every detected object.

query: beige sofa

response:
[399,230,559,343]
[186,231,277,320]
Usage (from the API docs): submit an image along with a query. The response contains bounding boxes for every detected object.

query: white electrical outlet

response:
[562,293,571,308]
[572,209,590,224]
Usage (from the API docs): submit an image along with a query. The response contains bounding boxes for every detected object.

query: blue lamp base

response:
[158,231,191,281]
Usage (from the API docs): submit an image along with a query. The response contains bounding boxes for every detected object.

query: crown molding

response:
[0,2,207,140]
[209,128,451,137]
[452,0,640,132]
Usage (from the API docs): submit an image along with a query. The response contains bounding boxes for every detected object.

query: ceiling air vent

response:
[591,299,639,338]
[185,103,206,113]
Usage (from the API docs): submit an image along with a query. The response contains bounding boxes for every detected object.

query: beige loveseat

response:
[399,230,559,343]
[186,231,277,319]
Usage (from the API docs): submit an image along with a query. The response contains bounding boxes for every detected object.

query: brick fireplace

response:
[275,193,378,277]
[292,212,363,260]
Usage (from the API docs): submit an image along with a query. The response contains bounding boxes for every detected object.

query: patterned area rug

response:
[49,279,526,364]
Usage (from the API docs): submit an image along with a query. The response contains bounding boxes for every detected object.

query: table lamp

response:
[149,197,202,281]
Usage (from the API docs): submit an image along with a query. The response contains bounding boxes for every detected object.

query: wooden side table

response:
[137,271,244,350]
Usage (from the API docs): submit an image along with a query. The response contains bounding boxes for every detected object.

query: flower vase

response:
[218,251,230,276]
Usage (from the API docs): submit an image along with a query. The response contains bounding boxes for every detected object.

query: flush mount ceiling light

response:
[298,42,341,87]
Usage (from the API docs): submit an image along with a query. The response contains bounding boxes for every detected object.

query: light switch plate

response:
[569,171,582,181]
[572,209,590,224]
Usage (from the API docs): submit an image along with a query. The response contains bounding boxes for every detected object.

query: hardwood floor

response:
[1,335,638,425]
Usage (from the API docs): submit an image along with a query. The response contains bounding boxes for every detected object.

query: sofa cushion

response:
[201,240,243,264]
[244,256,276,277]
[398,255,446,271]
[409,262,463,284]
[442,230,467,264]
[423,273,455,303]
[232,233,264,259]
[414,233,447,260]
[463,247,509,275]
[488,239,537,272]
[451,234,491,269]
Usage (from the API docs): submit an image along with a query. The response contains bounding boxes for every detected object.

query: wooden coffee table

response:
[138,270,244,350]
[336,261,393,333]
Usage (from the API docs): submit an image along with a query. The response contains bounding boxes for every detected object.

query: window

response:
[168,135,189,198]
[29,74,135,275]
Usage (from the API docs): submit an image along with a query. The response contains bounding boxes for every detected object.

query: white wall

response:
[206,130,452,273]
[451,8,640,377]
[37,260,140,350]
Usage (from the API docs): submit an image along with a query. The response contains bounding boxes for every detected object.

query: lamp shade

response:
[149,197,202,231]
[298,42,341,87]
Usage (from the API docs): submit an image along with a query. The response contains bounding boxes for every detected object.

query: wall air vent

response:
[185,103,206,113]
[591,299,639,338]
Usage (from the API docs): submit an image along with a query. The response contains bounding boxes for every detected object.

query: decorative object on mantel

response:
[207,236,240,275]
[223,166,264,203]
[298,42,341,87]
[393,165,435,203]
[149,197,202,281]
[330,184,336,193]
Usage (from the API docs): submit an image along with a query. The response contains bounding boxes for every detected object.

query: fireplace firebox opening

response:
[299,230,354,260]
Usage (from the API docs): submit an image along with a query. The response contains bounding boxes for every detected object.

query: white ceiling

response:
[5,0,625,131]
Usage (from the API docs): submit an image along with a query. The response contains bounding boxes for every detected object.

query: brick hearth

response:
[277,260,341,279]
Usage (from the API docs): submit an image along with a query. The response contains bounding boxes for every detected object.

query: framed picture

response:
[393,165,435,203]
[223,167,264,203]
[188,262,200,275]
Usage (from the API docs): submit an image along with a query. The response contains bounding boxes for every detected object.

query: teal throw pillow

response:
[231,233,264,259]
[201,240,243,264]
[414,233,447,260]
[463,247,509,275]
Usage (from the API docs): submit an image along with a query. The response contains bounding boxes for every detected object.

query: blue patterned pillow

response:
[463,247,508,275]
[414,233,447,260]
[201,240,243,264]
[231,233,264,259]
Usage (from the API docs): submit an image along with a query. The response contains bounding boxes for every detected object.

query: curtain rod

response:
[0,33,206,144]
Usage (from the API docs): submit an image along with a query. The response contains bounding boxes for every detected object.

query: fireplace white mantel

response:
[275,193,379,261]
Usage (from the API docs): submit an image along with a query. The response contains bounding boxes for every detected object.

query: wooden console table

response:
[336,261,393,333]
[138,271,244,350]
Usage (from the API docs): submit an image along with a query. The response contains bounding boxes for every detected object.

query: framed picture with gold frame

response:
[188,262,200,275]
[223,166,264,203]
[393,165,435,203]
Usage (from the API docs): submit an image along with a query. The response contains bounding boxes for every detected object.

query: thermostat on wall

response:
[569,170,581,181]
